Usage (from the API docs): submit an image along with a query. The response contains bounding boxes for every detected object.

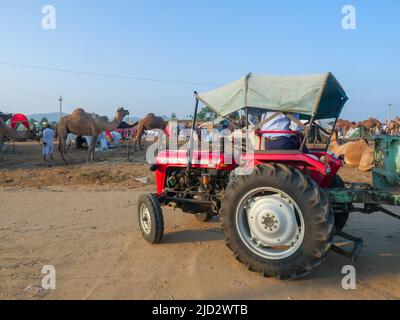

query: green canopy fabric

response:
[197,72,348,120]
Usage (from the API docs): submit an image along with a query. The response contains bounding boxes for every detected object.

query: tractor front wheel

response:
[221,164,334,280]
[137,193,164,244]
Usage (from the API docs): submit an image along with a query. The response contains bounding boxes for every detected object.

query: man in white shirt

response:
[42,123,55,161]
[97,131,109,150]
[261,112,302,150]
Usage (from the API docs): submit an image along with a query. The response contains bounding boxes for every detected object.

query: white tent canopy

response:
[196,73,347,119]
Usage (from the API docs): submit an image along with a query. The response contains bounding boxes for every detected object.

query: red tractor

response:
[137,73,386,279]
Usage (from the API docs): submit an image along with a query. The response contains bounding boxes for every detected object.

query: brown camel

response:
[335,119,355,136]
[57,107,129,164]
[4,126,37,141]
[393,116,400,128]
[329,130,373,171]
[0,118,37,151]
[128,113,167,153]
[387,120,400,135]
[357,117,382,135]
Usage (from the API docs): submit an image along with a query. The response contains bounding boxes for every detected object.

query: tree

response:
[170,113,177,120]
[197,106,215,121]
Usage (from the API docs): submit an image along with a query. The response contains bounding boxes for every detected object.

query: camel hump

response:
[69,108,91,123]
[71,108,87,116]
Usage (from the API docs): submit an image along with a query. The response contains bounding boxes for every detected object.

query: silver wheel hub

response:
[140,204,151,235]
[247,195,300,247]
[236,187,305,260]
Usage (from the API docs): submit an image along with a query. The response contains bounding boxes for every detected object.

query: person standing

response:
[42,122,55,161]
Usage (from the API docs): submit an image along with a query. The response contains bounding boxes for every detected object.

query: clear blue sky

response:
[0,0,399,120]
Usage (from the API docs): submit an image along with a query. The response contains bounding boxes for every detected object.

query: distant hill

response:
[27,112,67,123]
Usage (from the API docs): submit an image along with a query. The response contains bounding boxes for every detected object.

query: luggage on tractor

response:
[137,73,400,279]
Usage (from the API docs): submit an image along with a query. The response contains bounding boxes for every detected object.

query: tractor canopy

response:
[196,72,348,120]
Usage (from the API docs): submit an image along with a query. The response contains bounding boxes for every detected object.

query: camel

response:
[57,107,129,164]
[128,113,167,153]
[393,117,400,129]
[357,117,382,135]
[0,118,38,151]
[329,130,374,171]
[335,119,355,136]
[4,125,37,141]
[387,120,400,135]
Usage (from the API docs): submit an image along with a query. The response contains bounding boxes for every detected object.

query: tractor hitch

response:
[378,206,400,219]
[331,230,363,262]
[352,203,400,219]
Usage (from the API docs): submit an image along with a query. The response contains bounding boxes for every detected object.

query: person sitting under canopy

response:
[260,112,303,150]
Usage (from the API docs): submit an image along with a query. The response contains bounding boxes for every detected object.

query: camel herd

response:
[327,117,389,171]
[56,108,167,163]
[0,107,168,163]
[0,110,397,172]
[54,111,381,171]
[335,117,385,136]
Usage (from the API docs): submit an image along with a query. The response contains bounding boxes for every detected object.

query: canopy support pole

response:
[325,117,339,151]
[245,107,249,129]
[300,114,315,152]
[187,93,199,169]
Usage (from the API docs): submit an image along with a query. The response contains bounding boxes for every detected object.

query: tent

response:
[10,113,30,130]
[197,72,348,120]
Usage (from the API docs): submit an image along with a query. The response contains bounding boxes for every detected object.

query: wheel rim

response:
[235,187,305,260]
[140,203,151,235]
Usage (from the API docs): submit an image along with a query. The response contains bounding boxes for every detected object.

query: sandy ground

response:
[0,140,154,189]
[0,141,399,299]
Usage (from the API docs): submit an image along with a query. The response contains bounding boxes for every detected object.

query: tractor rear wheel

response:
[220,164,334,280]
[137,193,164,244]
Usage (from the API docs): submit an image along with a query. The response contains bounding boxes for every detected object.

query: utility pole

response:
[59,95,63,121]
[388,103,392,123]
